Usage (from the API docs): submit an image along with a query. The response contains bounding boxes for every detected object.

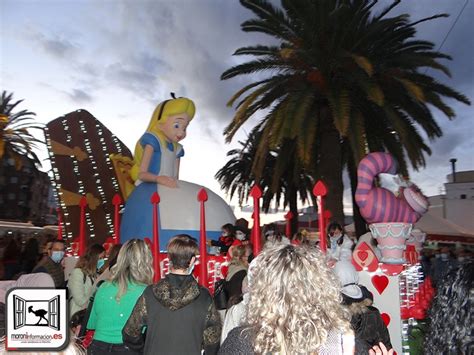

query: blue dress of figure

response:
[120,132,235,248]
[120,132,183,241]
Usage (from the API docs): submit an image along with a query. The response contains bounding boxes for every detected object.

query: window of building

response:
[460,194,467,199]
[8,193,16,200]
[10,176,18,184]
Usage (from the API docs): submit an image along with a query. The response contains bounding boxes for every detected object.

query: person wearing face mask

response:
[68,243,105,319]
[207,224,236,255]
[234,226,248,242]
[123,234,221,354]
[327,222,354,265]
[32,239,66,288]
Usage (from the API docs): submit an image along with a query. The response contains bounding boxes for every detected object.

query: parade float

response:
[353,152,432,354]
[45,95,431,353]
[45,95,238,286]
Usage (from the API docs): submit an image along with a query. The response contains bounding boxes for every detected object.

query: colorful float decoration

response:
[119,95,235,247]
[353,152,431,354]
[46,95,239,287]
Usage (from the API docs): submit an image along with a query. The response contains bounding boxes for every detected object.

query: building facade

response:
[428,170,474,232]
[0,155,56,225]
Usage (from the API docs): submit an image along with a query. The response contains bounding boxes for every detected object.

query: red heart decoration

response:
[372,275,389,294]
[358,250,368,261]
[381,313,391,326]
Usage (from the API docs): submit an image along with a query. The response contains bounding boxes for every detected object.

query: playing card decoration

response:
[352,242,379,271]
[372,274,389,294]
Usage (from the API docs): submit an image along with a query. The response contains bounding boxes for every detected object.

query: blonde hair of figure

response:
[243,244,351,354]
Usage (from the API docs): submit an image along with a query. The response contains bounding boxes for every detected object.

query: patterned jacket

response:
[123,273,221,354]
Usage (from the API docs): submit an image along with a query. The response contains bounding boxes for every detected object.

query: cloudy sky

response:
[1,0,473,223]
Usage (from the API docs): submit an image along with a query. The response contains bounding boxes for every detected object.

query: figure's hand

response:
[369,342,394,355]
[156,176,178,188]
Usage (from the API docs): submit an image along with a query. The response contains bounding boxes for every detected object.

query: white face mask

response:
[236,231,246,241]
[186,260,195,275]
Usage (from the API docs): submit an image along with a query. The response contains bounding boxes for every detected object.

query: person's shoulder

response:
[70,268,83,277]
[99,280,115,290]
[198,284,212,297]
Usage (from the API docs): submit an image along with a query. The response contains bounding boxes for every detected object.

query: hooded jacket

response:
[224,262,247,302]
[342,296,392,353]
[122,273,221,355]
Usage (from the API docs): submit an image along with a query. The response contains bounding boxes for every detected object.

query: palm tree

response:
[0,91,43,169]
[221,0,470,234]
[215,125,316,235]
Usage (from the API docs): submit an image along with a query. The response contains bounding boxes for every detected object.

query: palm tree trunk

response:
[347,155,368,238]
[288,187,299,236]
[317,106,344,225]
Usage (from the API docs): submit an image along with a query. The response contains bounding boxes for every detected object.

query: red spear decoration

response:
[313,181,328,253]
[78,196,88,256]
[284,211,294,238]
[151,192,161,282]
[112,194,122,245]
[197,188,209,287]
[56,208,63,241]
[323,210,332,230]
[250,184,263,256]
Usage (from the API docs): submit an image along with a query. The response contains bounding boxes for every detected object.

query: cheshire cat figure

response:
[355,152,429,264]
[355,152,428,224]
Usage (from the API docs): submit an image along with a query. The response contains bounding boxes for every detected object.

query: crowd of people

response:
[0,220,472,354]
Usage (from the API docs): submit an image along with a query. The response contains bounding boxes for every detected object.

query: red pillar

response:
[284,211,294,238]
[197,188,209,287]
[56,208,63,241]
[151,192,161,282]
[78,196,87,256]
[313,181,328,253]
[250,185,263,256]
[112,194,122,244]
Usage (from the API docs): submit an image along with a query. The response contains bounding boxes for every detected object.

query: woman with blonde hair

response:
[220,244,354,354]
[87,239,153,354]
[68,244,105,318]
[224,245,248,307]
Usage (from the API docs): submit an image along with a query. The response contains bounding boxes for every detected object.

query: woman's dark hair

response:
[69,309,86,329]
[75,243,105,277]
[424,260,473,353]
[327,222,345,245]
[221,223,235,237]
[227,294,243,309]
[105,243,122,271]
[20,238,40,273]
[264,223,283,242]
[4,238,20,259]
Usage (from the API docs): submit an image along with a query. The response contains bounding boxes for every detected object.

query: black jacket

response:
[342,296,392,353]
[122,273,221,355]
